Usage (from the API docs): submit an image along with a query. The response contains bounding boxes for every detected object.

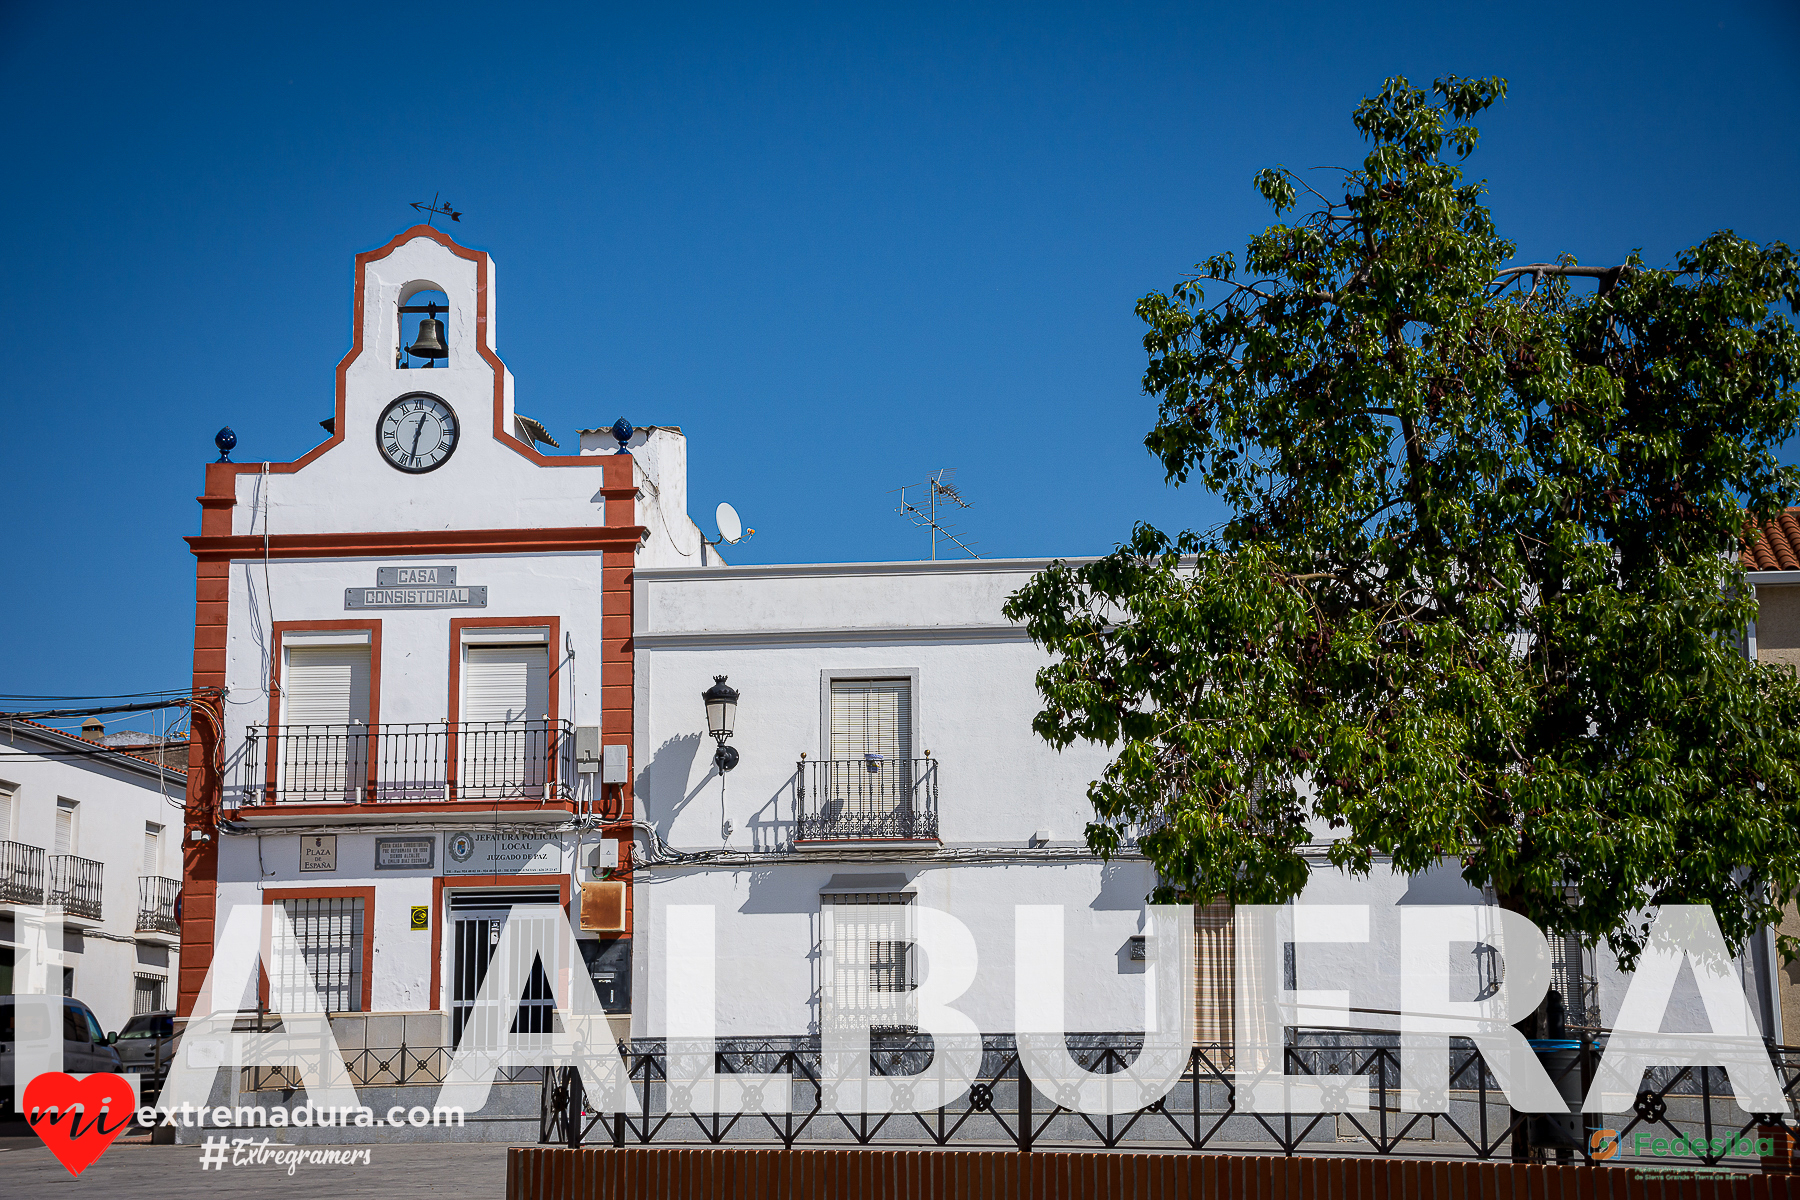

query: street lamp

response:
[703,675,740,772]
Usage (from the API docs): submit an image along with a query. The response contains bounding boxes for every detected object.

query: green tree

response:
[1003,75,1800,968]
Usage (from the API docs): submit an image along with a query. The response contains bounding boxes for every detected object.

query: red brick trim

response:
[430,872,573,1011]
[186,525,645,562]
[259,885,378,1013]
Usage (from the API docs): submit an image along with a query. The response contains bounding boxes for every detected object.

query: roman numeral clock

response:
[377,393,460,472]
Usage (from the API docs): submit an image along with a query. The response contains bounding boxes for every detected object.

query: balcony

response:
[48,854,103,922]
[0,840,45,905]
[137,875,180,936]
[239,721,575,807]
[795,756,939,844]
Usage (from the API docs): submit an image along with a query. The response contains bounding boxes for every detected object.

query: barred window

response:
[133,973,165,1015]
[273,897,365,1013]
[822,891,915,1030]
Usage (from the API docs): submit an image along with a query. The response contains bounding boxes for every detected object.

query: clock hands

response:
[408,412,428,464]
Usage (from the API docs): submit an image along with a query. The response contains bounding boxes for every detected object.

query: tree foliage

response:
[1003,76,1800,967]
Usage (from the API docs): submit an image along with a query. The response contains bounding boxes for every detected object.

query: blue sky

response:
[2,1,1797,730]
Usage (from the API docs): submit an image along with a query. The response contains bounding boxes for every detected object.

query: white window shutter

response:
[463,646,549,723]
[0,787,13,841]
[284,646,371,726]
[829,680,912,761]
[282,645,372,797]
[143,823,162,875]
[54,800,76,857]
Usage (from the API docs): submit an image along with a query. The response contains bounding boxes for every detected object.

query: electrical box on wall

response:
[580,880,625,932]
[585,839,620,877]
[579,937,632,1014]
[602,744,629,784]
[575,726,601,773]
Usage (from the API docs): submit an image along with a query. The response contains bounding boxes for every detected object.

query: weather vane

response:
[410,192,463,227]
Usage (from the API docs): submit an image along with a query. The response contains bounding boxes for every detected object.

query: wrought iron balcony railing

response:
[48,854,103,921]
[137,875,179,935]
[0,840,45,905]
[795,756,939,843]
[239,721,575,806]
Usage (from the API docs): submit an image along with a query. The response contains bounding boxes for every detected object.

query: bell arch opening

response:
[397,282,449,369]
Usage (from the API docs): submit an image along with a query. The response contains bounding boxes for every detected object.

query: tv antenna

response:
[702,501,754,566]
[892,469,978,560]
[410,192,463,227]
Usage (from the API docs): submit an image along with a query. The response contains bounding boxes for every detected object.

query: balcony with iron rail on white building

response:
[232,720,578,820]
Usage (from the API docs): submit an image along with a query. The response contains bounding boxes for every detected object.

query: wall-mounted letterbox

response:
[579,937,632,1013]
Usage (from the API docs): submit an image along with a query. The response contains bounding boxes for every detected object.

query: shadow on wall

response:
[639,732,706,830]
[743,769,798,853]
[1397,860,1487,905]
[1092,858,1154,911]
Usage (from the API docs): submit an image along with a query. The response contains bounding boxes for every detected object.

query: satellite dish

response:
[716,502,743,544]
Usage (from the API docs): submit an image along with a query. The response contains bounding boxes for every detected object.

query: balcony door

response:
[826,679,914,832]
[460,641,550,799]
[281,644,371,802]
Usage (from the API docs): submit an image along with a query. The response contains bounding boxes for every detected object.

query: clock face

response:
[377,394,459,473]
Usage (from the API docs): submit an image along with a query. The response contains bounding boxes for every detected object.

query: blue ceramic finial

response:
[214,427,238,462]
[610,417,634,455]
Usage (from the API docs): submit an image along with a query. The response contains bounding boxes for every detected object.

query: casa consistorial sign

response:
[346,564,487,610]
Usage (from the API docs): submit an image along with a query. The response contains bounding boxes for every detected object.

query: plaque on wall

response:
[443,830,564,875]
[375,836,436,870]
[299,835,337,872]
[346,564,487,610]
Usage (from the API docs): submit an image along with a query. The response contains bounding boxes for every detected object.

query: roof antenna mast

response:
[891,469,978,561]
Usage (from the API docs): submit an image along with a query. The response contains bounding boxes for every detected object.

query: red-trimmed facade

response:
[179,226,645,1027]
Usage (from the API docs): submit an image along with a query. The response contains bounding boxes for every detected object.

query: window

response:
[272,897,366,1013]
[281,642,372,800]
[0,782,15,840]
[133,974,165,1016]
[460,635,551,799]
[143,823,163,875]
[62,966,73,998]
[822,889,916,1032]
[829,679,913,764]
[812,676,922,839]
[1194,903,1234,1059]
[54,799,78,857]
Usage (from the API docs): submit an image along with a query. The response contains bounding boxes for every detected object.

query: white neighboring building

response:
[629,553,1784,1049]
[0,719,184,1035]
[631,559,1157,1037]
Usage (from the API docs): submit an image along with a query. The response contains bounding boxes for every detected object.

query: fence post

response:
[612,1111,625,1149]
[565,1067,584,1150]
[1019,1060,1033,1152]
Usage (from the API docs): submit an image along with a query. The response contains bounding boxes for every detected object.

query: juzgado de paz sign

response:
[6,901,1787,1120]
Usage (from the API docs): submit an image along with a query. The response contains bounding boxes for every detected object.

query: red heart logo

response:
[23,1071,136,1176]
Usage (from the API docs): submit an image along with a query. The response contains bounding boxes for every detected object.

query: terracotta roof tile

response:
[1743,509,1800,571]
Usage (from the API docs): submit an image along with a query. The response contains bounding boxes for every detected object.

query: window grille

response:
[273,897,365,1013]
[134,973,165,1015]
[822,892,915,1031]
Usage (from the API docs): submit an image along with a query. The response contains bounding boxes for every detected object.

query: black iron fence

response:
[47,853,102,921]
[137,875,180,935]
[0,839,44,904]
[537,1030,1800,1164]
[238,721,575,806]
[795,757,939,843]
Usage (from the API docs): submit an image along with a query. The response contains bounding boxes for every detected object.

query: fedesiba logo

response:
[1591,1129,1621,1160]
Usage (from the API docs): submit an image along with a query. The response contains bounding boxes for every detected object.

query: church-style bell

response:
[407,317,448,359]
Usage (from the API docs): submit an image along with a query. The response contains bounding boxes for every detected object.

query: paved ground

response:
[0,1135,517,1199]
